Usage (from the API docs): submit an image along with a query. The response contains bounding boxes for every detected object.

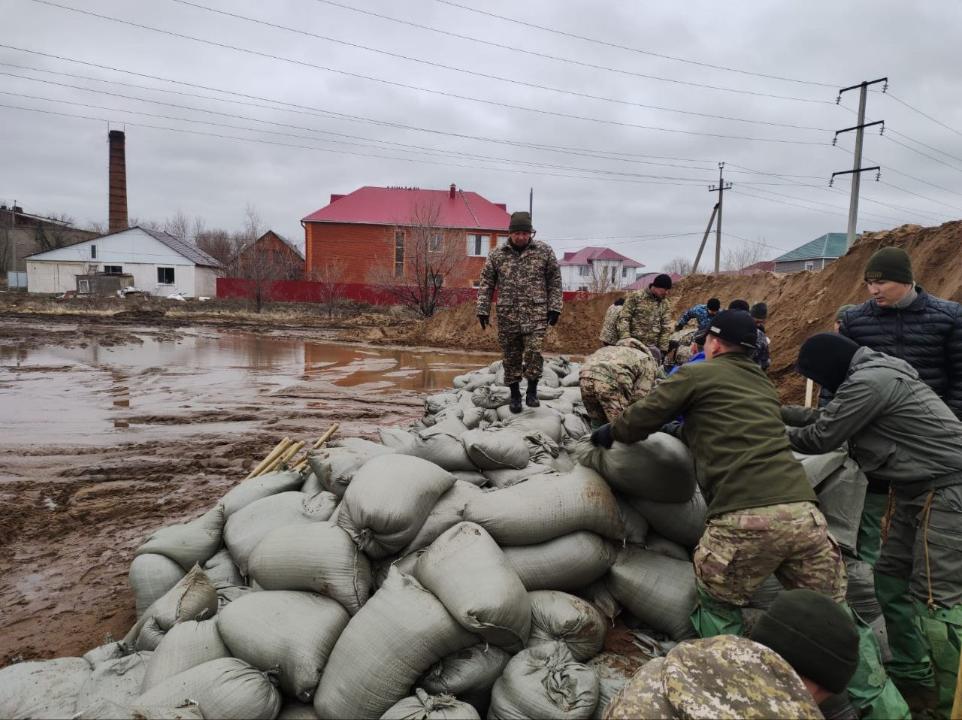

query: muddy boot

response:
[525,379,540,407]
[509,382,523,414]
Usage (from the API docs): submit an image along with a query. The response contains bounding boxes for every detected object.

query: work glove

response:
[675,321,685,332]
[590,423,614,449]
[547,310,560,326]
[477,314,489,330]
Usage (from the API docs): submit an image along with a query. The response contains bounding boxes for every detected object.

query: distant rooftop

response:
[559,246,643,268]
[774,233,848,263]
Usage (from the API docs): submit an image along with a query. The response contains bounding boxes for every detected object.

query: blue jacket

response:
[677,304,713,331]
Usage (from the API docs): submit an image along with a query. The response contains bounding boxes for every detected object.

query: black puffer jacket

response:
[839,287,962,419]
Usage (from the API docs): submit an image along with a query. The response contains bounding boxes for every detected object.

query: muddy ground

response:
[0,306,496,666]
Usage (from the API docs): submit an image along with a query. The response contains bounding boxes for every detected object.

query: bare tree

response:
[163,211,191,241]
[366,201,466,317]
[310,256,348,319]
[197,228,240,269]
[722,241,767,272]
[584,263,620,293]
[664,256,694,275]
[241,203,263,244]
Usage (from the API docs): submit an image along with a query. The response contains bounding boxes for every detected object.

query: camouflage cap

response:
[605,636,822,720]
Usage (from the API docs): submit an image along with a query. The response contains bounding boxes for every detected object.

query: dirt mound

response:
[365,221,962,402]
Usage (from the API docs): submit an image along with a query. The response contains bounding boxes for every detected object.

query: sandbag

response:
[420,644,511,715]
[537,385,565,401]
[503,532,615,591]
[464,466,625,545]
[527,590,606,661]
[644,533,690,562]
[203,548,245,589]
[337,454,455,558]
[629,484,707,548]
[124,566,218,650]
[607,546,697,641]
[136,657,280,720]
[403,481,483,554]
[382,689,481,720]
[426,392,460,415]
[218,590,349,701]
[541,366,561,388]
[815,456,867,555]
[308,440,395,498]
[414,522,530,652]
[846,557,882,621]
[301,471,322,495]
[83,642,126,668]
[544,397,575,415]
[278,701,320,719]
[562,413,591,441]
[142,620,229,691]
[220,469,303,517]
[135,506,224,571]
[572,433,696,503]
[313,568,477,720]
[586,653,634,720]
[129,553,185,618]
[415,421,476,471]
[463,373,497,391]
[472,385,511,409]
[498,406,565,443]
[488,641,598,720]
[223,490,336,573]
[482,464,552,490]
[561,370,580,387]
[795,449,848,486]
[576,580,621,623]
[248,522,371,614]
[615,496,649,545]
[461,428,529,471]
[0,657,91,720]
[451,470,488,487]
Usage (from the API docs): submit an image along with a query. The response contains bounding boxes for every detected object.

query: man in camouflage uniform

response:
[591,310,908,719]
[599,297,625,346]
[579,338,658,426]
[751,302,772,371]
[477,211,563,414]
[616,273,674,354]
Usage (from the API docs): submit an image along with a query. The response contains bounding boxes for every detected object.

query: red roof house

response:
[302,185,511,287]
[558,246,644,291]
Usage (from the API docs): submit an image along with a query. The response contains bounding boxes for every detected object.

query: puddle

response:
[0,329,497,446]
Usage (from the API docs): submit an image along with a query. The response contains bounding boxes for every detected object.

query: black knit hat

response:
[728,299,750,311]
[864,247,913,284]
[651,273,673,290]
[707,298,721,312]
[796,333,859,393]
[707,309,757,350]
[508,211,533,233]
[750,302,768,320]
[750,589,859,695]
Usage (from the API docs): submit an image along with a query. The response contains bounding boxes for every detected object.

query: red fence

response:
[217,278,589,306]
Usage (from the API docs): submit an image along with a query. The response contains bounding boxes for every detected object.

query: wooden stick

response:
[804,379,815,408]
[245,437,292,480]
[266,441,304,474]
[294,423,341,471]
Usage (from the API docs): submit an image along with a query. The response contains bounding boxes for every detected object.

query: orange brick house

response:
[233,230,305,279]
[301,185,511,288]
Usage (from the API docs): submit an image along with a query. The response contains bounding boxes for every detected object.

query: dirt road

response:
[0,313,495,665]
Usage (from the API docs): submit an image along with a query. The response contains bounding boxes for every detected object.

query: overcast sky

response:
[2,0,961,270]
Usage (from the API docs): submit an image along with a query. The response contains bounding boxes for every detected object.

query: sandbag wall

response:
[0,355,870,720]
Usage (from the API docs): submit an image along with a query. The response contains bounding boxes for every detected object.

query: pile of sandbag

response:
[0,358,866,720]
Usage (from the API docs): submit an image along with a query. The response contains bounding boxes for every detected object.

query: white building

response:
[558,246,644,292]
[25,226,222,297]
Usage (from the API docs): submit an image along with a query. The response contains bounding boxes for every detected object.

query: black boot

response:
[525,379,540,407]
[509,382,523,414]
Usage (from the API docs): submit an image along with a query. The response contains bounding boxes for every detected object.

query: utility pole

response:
[691,202,719,275]
[528,187,533,219]
[708,163,732,274]
[832,77,887,249]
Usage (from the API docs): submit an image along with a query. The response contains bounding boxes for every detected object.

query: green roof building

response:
[773,232,848,273]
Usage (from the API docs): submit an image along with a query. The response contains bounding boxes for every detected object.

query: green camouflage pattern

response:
[476,240,563,332]
[693,501,848,607]
[599,303,622,345]
[580,339,658,423]
[498,324,546,384]
[604,636,823,720]
[616,289,675,352]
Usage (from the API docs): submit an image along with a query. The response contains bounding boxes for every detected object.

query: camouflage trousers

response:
[693,501,848,607]
[580,375,632,425]
[497,324,546,385]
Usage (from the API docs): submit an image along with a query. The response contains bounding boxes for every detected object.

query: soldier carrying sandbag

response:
[579,338,659,427]
[476,211,563,414]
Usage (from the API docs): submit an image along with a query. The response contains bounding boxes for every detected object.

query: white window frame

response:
[804,261,815,271]
[78,279,91,294]
[90,244,97,259]
[496,235,508,248]
[429,233,442,252]
[466,233,488,257]
[103,265,123,275]
[578,265,590,277]
[157,267,175,285]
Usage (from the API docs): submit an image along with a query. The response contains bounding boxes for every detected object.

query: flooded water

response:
[0,328,496,446]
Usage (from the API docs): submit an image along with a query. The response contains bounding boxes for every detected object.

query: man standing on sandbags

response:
[579,338,659,427]
[590,310,909,720]
[476,211,563,414]
[837,247,962,572]
[785,332,962,718]
[616,273,674,355]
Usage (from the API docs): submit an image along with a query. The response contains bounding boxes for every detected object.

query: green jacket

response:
[785,347,962,498]
[612,352,814,518]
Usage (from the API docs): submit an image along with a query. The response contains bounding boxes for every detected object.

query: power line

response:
[883,134,962,176]
[311,0,837,105]
[432,0,837,89]
[886,128,962,167]
[735,183,925,227]
[834,140,962,202]
[887,92,962,139]
[27,0,831,145]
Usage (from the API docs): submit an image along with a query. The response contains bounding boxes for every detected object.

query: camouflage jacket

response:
[581,339,658,400]
[476,240,563,331]
[605,635,822,720]
[616,290,674,351]
[599,303,622,345]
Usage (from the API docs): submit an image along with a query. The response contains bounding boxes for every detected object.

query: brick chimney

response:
[449,183,456,199]
[108,130,128,233]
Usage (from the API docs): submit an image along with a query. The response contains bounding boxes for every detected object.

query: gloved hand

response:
[675,321,685,332]
[478,314,489,330]
[547,310,560,326]
[590,423,614,449]
[668,339,680,352]
[781,404,816,427]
